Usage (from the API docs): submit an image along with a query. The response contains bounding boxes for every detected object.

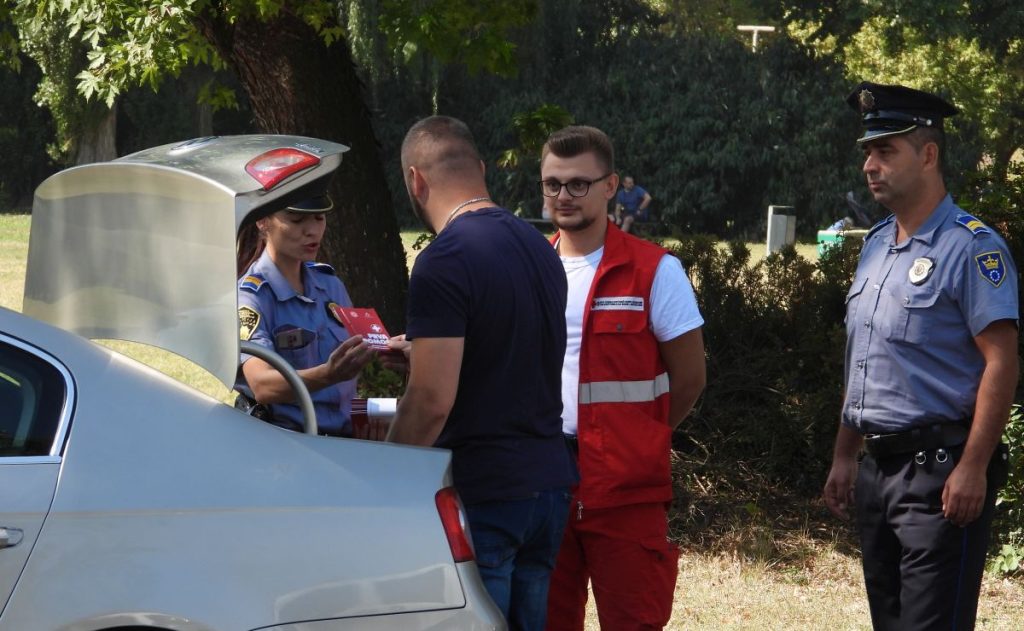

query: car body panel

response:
[22,135,347,389]
[0,461,60,613]
[0,309,502,630]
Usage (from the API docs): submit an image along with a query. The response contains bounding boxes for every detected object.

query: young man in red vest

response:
[541,125,707,630]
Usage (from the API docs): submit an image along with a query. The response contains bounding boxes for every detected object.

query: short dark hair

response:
[905,126,947,173]
[542,125,615,173]
[401,115,482,175]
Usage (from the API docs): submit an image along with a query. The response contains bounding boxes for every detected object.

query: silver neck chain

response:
[442,197,492,230]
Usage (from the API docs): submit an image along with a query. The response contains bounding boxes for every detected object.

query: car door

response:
[0,335,72,612]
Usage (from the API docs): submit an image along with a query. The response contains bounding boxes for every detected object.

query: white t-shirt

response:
[560,247,704,435]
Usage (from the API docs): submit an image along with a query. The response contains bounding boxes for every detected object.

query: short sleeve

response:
[238,288,274,363]
[406,241,471,340]
[649,254,704,342]
[960,236,1019,336]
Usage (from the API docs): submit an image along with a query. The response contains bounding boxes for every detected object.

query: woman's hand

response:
[325,335,374,382]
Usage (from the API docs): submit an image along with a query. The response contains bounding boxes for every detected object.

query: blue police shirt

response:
[843,195,1019,434]
[236,250,357,434]
[406,207,579,505]
[616,186,648,215]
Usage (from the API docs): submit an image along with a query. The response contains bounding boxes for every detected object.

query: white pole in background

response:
[737,25,776,52]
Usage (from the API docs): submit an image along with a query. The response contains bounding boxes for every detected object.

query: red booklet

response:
[328,305,391,350]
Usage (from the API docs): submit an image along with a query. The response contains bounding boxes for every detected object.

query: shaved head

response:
[401,115,484,186]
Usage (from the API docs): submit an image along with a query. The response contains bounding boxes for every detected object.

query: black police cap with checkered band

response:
[846,82,958,144]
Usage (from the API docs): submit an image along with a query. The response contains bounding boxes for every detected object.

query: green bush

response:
[991,405,1024,576]
[674,215,1024,563]
[671,234,860,493]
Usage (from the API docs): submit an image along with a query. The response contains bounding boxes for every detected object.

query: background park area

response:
[2,214,1024,629]
[3,1,1024,628]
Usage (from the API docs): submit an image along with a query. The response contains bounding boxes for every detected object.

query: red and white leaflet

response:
[329,305,391,350]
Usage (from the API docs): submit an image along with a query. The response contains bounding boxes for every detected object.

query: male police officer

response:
[823,82,1018,630]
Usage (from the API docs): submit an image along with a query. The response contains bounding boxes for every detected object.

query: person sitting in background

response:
[234,196,377,438]
[612,175,652,234]
[828,216,854,231]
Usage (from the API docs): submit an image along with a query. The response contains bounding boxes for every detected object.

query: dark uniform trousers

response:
[855,444,1002,631]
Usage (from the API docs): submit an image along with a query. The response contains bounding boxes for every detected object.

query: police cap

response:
[846,81,958,144]
[285,194,334,213]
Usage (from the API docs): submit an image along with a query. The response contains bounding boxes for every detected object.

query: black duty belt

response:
[564,433,579,457]
[234,392,349,437]
[863,422,969,459]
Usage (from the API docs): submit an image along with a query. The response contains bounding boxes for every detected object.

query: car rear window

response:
[0,341,67,457]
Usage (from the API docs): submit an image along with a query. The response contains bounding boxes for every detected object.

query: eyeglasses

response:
[539,173,612,198]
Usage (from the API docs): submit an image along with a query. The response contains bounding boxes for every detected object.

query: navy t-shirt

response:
[407,207,578,505]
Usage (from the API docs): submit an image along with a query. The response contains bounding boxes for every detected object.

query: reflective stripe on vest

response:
[578,372,670,404]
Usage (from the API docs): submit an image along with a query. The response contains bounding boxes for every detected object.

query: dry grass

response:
[5,213,1023,629]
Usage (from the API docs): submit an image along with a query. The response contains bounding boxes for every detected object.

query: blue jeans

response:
[465,488,571,631]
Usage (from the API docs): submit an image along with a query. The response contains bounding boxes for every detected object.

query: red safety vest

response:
[553,222,673,509]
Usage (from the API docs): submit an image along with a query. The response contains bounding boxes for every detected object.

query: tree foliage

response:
[1,1,20,70]
[11,0,412,328]
[380,0,536,77]
[765,0,1024,180]
[0,54,55,207]
[841,18,1023,178]
[439,7,862,236]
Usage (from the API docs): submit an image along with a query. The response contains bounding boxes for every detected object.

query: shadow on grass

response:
[0,206,32,215]
[668,433,861,571]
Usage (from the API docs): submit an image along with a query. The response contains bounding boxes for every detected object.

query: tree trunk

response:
[194,6,408,331]
[75,104,118,165]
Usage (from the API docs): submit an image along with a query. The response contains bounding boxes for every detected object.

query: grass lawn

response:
[3,212,1021,629]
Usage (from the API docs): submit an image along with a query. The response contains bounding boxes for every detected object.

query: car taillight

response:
[435,487,474,563]
[244,148,321,190]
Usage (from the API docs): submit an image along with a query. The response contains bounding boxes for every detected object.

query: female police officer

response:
[234,195,376,437]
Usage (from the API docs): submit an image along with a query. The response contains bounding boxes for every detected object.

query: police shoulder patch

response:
[955,213,991,236]
[305,261,336,275]
[865,214,895,241]
[975,250,1007,287]
[240,273,266,293]
[238,306,261,340]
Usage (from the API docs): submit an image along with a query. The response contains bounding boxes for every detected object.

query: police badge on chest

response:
[908,257,935,285]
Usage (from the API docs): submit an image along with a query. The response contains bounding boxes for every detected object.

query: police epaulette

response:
[305,261,336,275]
[240,273,266,293]
[955,213,991,236]
[865,215,895,240]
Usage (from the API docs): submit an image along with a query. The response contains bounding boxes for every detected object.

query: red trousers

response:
[545,501,679,631]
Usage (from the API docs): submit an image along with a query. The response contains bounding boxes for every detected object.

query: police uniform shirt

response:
[843,195,1018,434]
[236,249,357,433]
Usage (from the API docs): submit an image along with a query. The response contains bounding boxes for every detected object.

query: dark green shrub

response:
[990,404,1024,575]
[357,357,406,399]
[671,234,859,493]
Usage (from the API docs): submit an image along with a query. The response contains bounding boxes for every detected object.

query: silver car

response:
[0,135,505,630]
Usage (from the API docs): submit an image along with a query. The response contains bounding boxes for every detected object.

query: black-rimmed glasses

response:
[539,173,612,198]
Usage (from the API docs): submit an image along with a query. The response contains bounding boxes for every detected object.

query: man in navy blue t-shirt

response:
[387,115,577,630]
